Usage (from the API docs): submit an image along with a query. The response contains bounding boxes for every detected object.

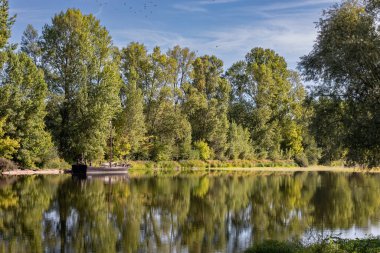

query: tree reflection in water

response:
[0,172,380,253]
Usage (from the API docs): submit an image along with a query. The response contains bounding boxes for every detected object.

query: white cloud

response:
[112,13,318,70]
[261,0,337,11]
[173,0,241,12]
[172,3,207,12]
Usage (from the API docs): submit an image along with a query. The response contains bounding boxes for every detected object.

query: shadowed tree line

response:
[0,0,379,168]
[1,173,380,252]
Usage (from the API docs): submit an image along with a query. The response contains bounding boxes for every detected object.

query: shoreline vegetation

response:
[1,159,379,176]
[245,238,380,253]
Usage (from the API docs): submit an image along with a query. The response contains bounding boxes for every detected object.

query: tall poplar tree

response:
[184,55,230,159]
[227,48,305,159]
[20,24,41,64]
[0,0,53,168]
[115,71,147,160]
[0,51,53,167]
[41,9,121,162]
[0,0,14,49]
[120,44,192,160]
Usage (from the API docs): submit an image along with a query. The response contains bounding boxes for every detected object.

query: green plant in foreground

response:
[245,240,301,253]
[245,238,380,253]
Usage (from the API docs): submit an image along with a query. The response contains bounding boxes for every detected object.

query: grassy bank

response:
[246,238,380,253]
[2,157,376,175]
[0,157,71,172]
[129,159,297,171]
[127,160,376,175]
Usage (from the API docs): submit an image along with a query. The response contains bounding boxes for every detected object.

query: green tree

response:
[120,44,192,160]
[115,77,146,160]
[41,9,121,162]
[0,0,15,49]
[299,0,380,167]
[0,50,53,167]
[149,86,192,161]
[226,122,253,159]
[226,48,305,159]
[308,97,346,164]
[193,140,211,160]
[184,55,230,159]
[0,117,19,159]
[116,50,146,158]
[20,24,41,64]
[119,42,151,103]
[167,45,196,106]
[120,44,176,127]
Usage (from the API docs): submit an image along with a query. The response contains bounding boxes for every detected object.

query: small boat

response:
[70,121,129,178]
[70,164,129,178]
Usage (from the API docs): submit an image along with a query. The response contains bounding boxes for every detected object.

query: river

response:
[0,172,379,253]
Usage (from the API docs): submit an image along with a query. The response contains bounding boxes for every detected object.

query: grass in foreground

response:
[246,238,380,253]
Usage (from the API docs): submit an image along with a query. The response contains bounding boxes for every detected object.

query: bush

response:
[179,160,207,169]
[245,240,301,253]
[0,158,18,171]
[189,149,200,160]
[151,143,172,161]
[157,161,180,170]
[193,140,211,160]
[43,158,71,169]
[129,161,156,170]
[207,160,223,168]
[246,238,380,253]
[294,154,309,167]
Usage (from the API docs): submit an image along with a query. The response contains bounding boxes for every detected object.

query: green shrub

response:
[327,238,380,253]
[304,144,321,166]
[294,154,309,167]
[157,161,180,170]
[152,143,172,161]
[257,162,265,167]
[129,161,156,170]
[0,158,18,171]
[189,149,200,160]
[246,238,380,253]
[227,122,254,160]
[245,240,301,253]
[43,157,71,169]
[238,160,257,168]
[193,140,211,160]
[330,160,345,167]
[207,160,223,168]
[179,160,207,169]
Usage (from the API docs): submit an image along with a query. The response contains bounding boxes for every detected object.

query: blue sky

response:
[9,0,337,70]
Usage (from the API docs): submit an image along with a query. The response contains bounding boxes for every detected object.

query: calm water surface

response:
[1,172,380,253]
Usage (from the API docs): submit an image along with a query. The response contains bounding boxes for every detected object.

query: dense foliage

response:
[0,48,53,168]
[0,0,379,167]
[299,0,380,167]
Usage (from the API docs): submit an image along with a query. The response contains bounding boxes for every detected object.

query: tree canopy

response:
[41,9,121,162]
[299,0,380,167]
[0,0,14,49]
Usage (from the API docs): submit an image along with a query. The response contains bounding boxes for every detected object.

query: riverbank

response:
[2,166,379,176]
[127,165,379,177]
[2,169,66,175]
[2,163,378,176]
[210,166,376,173]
